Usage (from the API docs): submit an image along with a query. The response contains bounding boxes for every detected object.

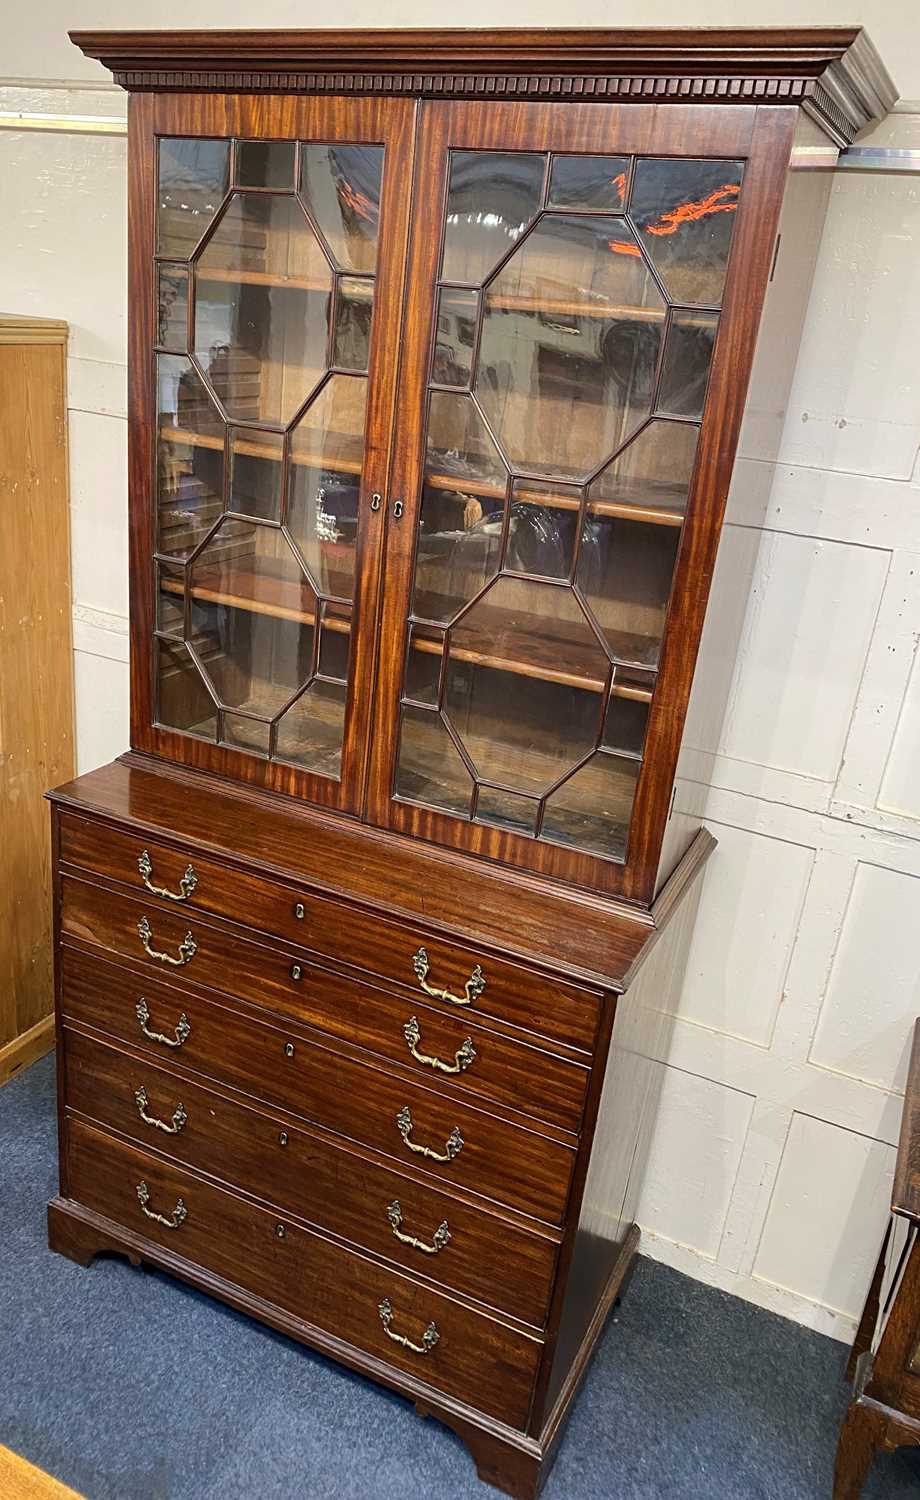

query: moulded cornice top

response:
[69,27,897,146]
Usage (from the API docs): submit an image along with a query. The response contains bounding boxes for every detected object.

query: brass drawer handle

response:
[136,1181,187,1230]
[138,848,198,903]
[387,1200,450,1255]
[412,947,485,1008]
[134,1086,188,1135]
[137,915,197,966]
[403,1017,476,1075]
[135,998,190,1048]
[396,1105,463,1163]
[378,1297,439,1355]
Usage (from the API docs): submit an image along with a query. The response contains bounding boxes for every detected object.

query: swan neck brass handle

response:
[396,1105,463,1163]
[138,848,198,903]
[136,998,191,1048]
[387,1200,450,1255]
[378,1298,439,1355]
[137,915,197,967]
[402,1017,476,1075]
[134,1086,187,1135]
[136,1181,187,1230]
[411,947,485,1008]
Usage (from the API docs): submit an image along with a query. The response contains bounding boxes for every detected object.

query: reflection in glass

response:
[395,704,473,815]
[156,639,217,740]
[412,392,507,624]
[441,151,546,283]
[657,310,718,419]
[541,752,640,859]
[158,138,229,259]
[630,157,743,306]
[432,287,478,388]
[194,192,332,424]
[588,419,699,521]
[157,265,188,352]
[475,215,665,478]
[228,427,283,520]
[300,145,384,273]
[576,516,680,667]
[235,140,295,189]
[156,562,186,638]
[506,479,579,579]
[476,786,540,836]
[548,155,629,211]
[275,680,347,777]
[155,355,225,560]
[444,577,607,794]
[404,625,443,705]
[603,690,650,757]
[222,712,272,756]
[333,276,375,371]
[317,603,351,681]
[287,375,367,602]
[188,522,316,716]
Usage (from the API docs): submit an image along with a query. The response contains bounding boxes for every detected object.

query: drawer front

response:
[61,950,575,1225]
[59,813,600,1053]
[65,1119,541,1428]
[63,1026,557,1327]
[60,873,588,1134]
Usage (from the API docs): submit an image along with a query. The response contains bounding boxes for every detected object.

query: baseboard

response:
[0,1015,55,1087]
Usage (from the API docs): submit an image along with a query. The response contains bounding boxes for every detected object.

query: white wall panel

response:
[73,650,129,774]
[879,646,920,821]
[68,408,128,619]
[810,862,920,1092]
[753,1113,895,1319]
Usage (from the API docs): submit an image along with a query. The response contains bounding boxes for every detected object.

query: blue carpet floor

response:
[2,1054,919,1500]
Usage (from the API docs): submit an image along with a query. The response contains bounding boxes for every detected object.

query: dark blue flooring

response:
[2,1054,918,1499]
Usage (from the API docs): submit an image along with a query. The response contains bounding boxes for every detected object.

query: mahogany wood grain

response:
[58,811,601,1056]
[893,1019,920,1219]
[62,1025,557,1327]
[59,947,575,1225]
[63,1118,542,1427]
[49,762,654,987]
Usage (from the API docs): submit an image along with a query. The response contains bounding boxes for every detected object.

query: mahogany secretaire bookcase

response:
[50,28,895,1498]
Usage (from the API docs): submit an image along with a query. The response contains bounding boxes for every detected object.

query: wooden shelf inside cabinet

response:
[196,267,375,299]
[159,425,364,476]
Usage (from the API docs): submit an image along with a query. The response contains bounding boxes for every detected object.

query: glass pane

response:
[589,419,699,523]
[188,521,316,716]
[441,152,545,284]
[475,216,665,479]
[228,427,283,520]
[222,712,271,756]
[630,158,744,306]
[156,639,217,740]
[603,690,650,757]
[476,786,539,837]
[548,155,629,211]
[404,624,443,706]
[287,375,367,602]
[444,576,607,796]
[193,192,332,424]
[300,146,384,273]
[506,479,579,580]
[158,138,229,259]
[432,287,478,388]
[157,265,188,352]
[395,704,473,815]
[412,392,507,624]
[657,310,719,419]
[155,355,225,561]
[235,140,295,189]
[542,752,640,860]
[275,680,347,778]
[156,562,185,638]
[576,516,680,668]
[333,276,374,372]
[317,603,351,681]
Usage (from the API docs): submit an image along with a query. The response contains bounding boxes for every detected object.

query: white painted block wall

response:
[3,0,919,1343]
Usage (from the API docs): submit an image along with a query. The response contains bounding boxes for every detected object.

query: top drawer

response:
[58,813,601,1054]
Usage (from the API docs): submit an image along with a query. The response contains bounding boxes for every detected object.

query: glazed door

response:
[130,94,414,811]
[368,99,791,897]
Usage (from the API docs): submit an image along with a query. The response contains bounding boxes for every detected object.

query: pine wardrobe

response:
[50,28,895,1499]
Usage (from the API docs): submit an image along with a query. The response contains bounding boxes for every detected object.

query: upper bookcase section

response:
[71,28,896,148]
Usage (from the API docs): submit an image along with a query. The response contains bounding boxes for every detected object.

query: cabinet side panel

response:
[654,154,835,894]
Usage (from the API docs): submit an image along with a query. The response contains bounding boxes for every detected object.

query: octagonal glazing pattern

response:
[396,146,745,864]
[152,134,385,781]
